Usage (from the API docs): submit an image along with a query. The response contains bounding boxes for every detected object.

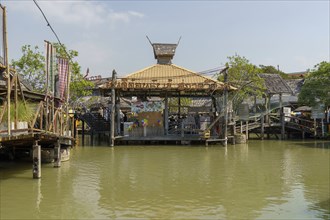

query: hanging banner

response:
[131,101,164,113]
[57,57,69,100]
[44,41,56,93]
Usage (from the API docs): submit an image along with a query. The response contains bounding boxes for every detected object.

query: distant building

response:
[285,71,309,78]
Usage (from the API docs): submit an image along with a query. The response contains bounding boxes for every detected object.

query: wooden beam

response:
[110,70,117,147]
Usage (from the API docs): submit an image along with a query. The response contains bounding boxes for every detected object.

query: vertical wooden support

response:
[261,113,264,140]
[253,95,257,113]
[14,75,18,129]
[66,65,71,136]
[246,121,249,140]
[313,118,317,138]
[54,139,61,168]
[240,121,243,133]
[110,70,117,147]
[73,118,77,139]
[223,69,228,146]
[321,119,324,137]
[178,95,181,118]
[116,96,120,136]
[4,7,11,135]
[267,95,271,139]
[164,94,169,135]
[279,93,285,140]
[82,120,85,146]
[32,141,41,179]
[91,130,94,146]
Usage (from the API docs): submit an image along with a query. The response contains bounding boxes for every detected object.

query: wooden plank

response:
[31,101,43,129]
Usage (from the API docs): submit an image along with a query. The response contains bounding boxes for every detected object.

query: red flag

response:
[57,58,69,99]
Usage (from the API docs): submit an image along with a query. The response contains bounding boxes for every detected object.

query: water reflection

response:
[0,141,329,219]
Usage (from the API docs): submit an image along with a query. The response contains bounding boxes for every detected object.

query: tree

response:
[11,43,93,103]
[298,61,330,107]
[258,65,289,79]
[218,54,265,111]
[11,45,45,92]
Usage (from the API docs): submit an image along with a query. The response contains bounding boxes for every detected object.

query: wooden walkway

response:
[236,113,323,139]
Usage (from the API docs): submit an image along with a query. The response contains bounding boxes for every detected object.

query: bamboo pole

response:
[66,64,71,136]
[4,6,11,135]
[14,74,18,129]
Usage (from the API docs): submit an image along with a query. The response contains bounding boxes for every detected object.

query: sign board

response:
[131,101,164,113]
[311,104,325,119]
[238,103,249,121]
[283,107,291,122]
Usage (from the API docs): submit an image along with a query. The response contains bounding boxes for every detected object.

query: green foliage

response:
[1,100,35,123]
[218,54,265,111]
[258,65,289,79]
[298,61,330,107]
[169,97,192,113]
[11,45,45,92]
[12,43,93,103]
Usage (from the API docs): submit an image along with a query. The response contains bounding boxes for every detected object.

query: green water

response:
[1,140,329,219]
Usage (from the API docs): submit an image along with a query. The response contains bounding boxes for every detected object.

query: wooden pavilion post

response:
[116,95,121,136]
[110,70,117,147]
[164,93,169,135]
[279,93,285,140]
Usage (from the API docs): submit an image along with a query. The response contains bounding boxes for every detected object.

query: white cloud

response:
[7,1,144,29]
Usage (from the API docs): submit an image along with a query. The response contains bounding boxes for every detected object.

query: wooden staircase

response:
[78,112,110,133]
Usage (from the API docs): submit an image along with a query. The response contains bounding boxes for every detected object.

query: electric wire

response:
[33,0,72,61]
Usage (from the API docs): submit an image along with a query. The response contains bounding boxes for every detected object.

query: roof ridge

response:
[171,64,223,84]
[123,64,158,78]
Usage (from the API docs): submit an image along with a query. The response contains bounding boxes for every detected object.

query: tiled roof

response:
[107,64,236,92]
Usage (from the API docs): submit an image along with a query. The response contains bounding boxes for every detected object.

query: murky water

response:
[1,140,329,219]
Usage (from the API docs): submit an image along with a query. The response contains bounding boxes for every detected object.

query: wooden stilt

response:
[54,139,61,168]
[246,121,249,140]
[32,141,41,179]
[110,70,117,147]
[279,93,285,140]
[261,113,264,140]
[82,120,85,146]
[223,69,228,146]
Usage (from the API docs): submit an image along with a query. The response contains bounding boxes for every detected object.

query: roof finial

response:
[146,35,153,46]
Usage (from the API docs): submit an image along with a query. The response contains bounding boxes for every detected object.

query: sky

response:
[1,0,329,78]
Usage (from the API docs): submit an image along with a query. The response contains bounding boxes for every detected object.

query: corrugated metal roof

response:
[109,64,236,92]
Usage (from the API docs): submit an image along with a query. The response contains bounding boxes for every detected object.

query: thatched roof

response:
[285,79,304,95]
[259,73,293,95]
[101,64,236,94]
